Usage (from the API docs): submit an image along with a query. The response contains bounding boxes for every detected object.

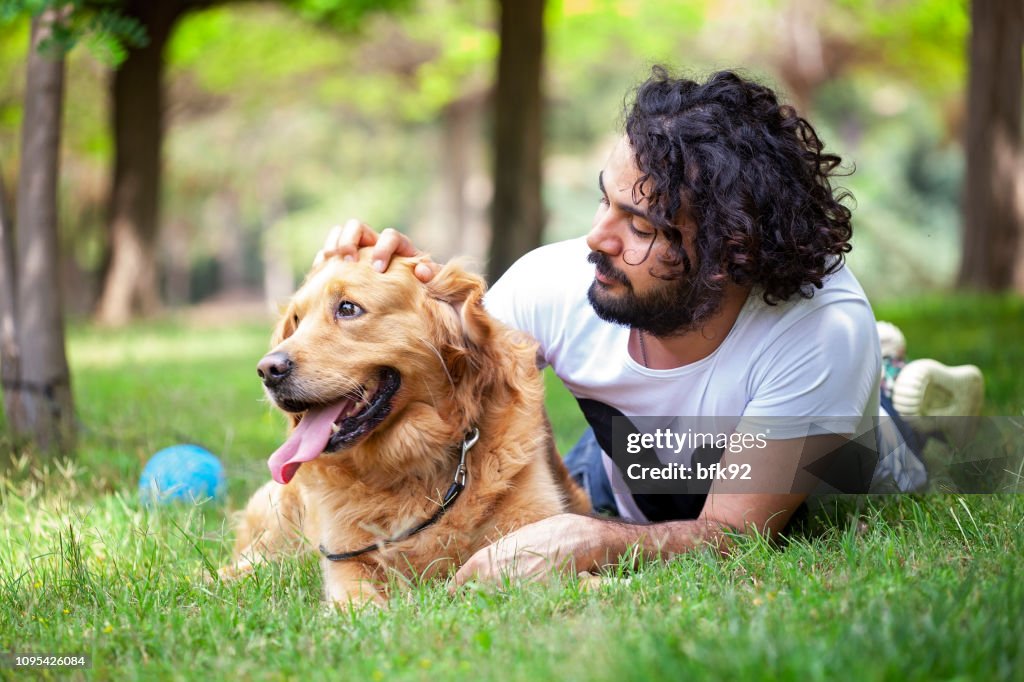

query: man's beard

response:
[586,251,724,337]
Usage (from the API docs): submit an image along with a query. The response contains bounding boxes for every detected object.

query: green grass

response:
[0,296,1022,681]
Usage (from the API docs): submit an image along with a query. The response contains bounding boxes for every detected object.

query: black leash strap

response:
[319,427,480,562]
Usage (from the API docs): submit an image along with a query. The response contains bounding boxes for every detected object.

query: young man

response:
[319,68,980,585]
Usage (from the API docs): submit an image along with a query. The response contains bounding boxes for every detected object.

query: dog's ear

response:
[425,261,538,423]
[424,260,507,401]
[425,261,493,350]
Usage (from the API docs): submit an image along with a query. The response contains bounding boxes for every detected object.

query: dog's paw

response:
[323,581,386,611]
[576,571,635,592]
[576,571,603,590]
[322,593,386,615]
[213,560,255,583]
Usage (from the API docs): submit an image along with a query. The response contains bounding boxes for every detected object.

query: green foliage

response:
[0,0,986,302]
[817,72,965,300]
[0,0,147,65]
[290,0,414,32]
[168,6,345,99]
[162,1,499,282]
[833,0,969,95]
[74,4,148,65]
[386,0,496,120]
[546,0,707,151]
[271,0,496,121]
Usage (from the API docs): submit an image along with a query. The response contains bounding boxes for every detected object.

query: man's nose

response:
[257,351,294,387]
[586,211,622,256]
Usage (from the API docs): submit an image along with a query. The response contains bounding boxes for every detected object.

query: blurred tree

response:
[10,8,75,455]
[0,169,16,436]
[94,0,411,325]
[307,0,495,262]
[776,0,836,114]
[95,0,205,326]
[487,0,545,284]
[102,0,286,323]
[1,1,145,457]
[957,0,1023,292]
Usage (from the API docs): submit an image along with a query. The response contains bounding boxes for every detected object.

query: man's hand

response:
[453,514,621,587]
[315,218,439,282]
[451,437,824,588]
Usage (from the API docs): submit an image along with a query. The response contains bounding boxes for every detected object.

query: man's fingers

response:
[337,219,379,261]
[413,261,440,283]
[313,224,341,267]
[314,219,379,266]
[453,547,491,587]
[371,228,419,272]
[322,223,344,253]
[316,221,440,281]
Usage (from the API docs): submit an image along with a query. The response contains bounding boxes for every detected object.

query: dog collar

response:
[319,427,480,562]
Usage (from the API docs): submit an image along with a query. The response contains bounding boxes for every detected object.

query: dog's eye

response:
[336,300,364,319]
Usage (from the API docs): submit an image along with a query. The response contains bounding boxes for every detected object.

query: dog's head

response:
[260,248,522,485]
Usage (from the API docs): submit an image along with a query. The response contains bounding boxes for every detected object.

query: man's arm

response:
[452,435,845,585]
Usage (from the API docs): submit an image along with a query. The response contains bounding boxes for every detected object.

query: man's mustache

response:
[587,251,631,287]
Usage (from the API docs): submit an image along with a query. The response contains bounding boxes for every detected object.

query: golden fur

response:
[220,250,590,605]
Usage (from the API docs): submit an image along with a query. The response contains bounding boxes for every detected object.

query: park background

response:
[0,0,1022,680]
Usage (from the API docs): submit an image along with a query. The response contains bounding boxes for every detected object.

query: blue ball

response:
[139,444,226,505]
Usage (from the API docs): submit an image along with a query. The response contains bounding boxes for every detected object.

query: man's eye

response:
[336,301,364,319]
[629,221,655,240]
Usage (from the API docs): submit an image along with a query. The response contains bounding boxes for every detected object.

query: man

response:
[318,67,979,585]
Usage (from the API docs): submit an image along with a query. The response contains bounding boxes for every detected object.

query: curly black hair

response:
[624,67,854,312]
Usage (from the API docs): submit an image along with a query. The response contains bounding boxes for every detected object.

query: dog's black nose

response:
[257,351,294,387]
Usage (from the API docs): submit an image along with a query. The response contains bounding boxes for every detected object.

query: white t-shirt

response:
[484,237,885,520]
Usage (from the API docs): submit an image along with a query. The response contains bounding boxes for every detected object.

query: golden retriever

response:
[220,249,590,605]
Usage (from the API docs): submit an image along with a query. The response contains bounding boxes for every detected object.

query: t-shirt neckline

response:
[622,289,757,377]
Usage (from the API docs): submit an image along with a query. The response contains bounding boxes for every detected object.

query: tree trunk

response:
[95,1,183,325]
[440,94,489,262]
[0,168,19,435]
[958,0,1024,291]
[776,0,827,115]
[486,0,545,285]
[161,217,192,306]
[10,9,75,455]
[214,190,246,294]
[442,99,472,260]
[259,177,293,312]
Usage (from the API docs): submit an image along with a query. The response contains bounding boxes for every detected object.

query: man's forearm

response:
[580,515,730,570]
[581,491,808,570]
[453,512,740,584]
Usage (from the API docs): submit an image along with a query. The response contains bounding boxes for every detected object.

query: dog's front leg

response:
[218,480,308,581]
[322,559,385,608]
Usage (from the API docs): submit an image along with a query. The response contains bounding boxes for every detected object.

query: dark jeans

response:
[563,427,620,516]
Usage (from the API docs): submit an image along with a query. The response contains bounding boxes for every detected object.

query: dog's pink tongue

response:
[268,401,348,485]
